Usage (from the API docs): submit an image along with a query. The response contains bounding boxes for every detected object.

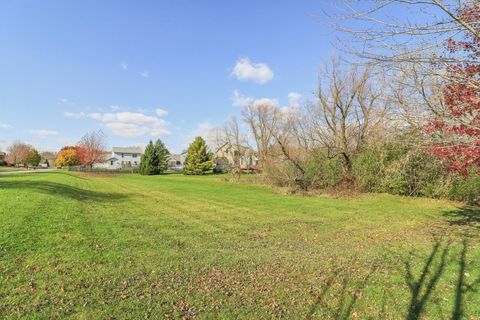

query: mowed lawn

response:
[0,172,479,319]
[0,167,27,173]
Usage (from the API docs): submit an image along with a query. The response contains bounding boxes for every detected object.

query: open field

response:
[0,172,479,319]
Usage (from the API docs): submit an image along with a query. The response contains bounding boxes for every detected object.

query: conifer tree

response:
[139,141,158,175]
[154,139,170,174]
[183,136,212,175]
[27,149,41,167]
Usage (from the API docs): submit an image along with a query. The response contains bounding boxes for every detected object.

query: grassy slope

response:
[0,172,478,319]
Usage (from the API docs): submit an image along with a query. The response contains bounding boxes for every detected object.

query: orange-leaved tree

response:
[55,146,80,167]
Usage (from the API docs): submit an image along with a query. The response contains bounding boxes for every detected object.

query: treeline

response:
[213,1,479,203]
[2,142,41,167]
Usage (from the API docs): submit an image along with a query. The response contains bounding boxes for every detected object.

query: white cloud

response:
[88,111,170,138]
[182,122,216,150]
[251,97,279,108]
[105,123,170,138]
[0,123,12,129]
[231,58,273,85]
[110,105,121,111]
[29,129,59,138]
[287,92,302,108]
[88,111,166,127]
[121,62,128,70]
[155,108,168,116]
[140,70,150,78]
[64,111,85,119]
[231,90,254,107]
[57,98,73,105]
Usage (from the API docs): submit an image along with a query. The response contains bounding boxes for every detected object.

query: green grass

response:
[0,172,479,319]
[0,167,27,172]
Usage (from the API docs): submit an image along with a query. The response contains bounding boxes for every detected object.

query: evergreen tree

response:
[184,136,212,175]
[154,139,170,174]
[139,141,158,175]
[27,149,41,167]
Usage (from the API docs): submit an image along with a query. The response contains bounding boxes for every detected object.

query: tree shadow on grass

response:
[405,241,449,320]
[0,179,128,202]
[442,206,480,230]
[404,239,480,320]
[306,262,379,319]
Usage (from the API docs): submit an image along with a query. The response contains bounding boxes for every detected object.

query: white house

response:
[167,152,187,172]
[95,147,143,169]
[213,143,258,173]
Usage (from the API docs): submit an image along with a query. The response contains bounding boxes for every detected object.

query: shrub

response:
[384,150,451,198]
[448,172,480,204]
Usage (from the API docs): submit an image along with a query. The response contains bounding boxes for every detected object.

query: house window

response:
[121,153,124,158]
[176,161,181,165]
[111,161,114,165]
[133,153,137,158]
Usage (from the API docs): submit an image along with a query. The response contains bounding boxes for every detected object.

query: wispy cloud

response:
[140,70,150,78]
[120,62,128,70]
[57,97,73,105]
[155,108,168,116]
[231,90,254,107]
[110,105,121,111]
[64,111,86,119]
[0,122,12,129]
[28,129,59,138]
[231,57,273,85]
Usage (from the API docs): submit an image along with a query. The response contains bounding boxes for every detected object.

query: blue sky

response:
[0,0,339,153]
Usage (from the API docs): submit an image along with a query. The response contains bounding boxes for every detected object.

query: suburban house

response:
[0,151,5,162]
[40,152,57,168]
[213,143,257,173]
[95,147,143,169]
[167,152,187,172]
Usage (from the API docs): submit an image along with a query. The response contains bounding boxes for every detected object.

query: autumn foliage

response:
[55,146,80,167]
[427,3,480,176]
[55,130,107,167]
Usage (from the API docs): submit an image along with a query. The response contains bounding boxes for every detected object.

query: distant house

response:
[95,147,143,169]
[167,152,187,172]
[0,151,6,165]
[40,152,57,168]
[214,143,257,173]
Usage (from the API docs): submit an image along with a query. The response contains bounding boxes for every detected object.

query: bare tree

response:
[269,108,314,189]
[332,0,479,65]
[78,129,107,167]
[307,58,387,174]
[6,141,33,166]
[241,102,279,170]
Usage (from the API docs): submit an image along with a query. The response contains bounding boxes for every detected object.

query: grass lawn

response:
[0,172,479,319]
[0,167,27,172]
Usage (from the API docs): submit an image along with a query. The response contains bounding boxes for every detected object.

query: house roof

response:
[112,147,142,154]
[0,152,6,156]
[168,154,183,161]
[216,143,255,154]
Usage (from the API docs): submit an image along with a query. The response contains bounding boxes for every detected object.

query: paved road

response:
[0,169,56,175]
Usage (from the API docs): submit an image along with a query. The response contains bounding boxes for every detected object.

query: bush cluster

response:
[263,143,479,204]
